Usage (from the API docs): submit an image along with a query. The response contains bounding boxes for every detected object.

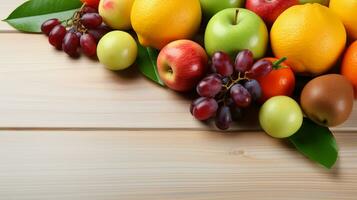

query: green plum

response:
[200,0,245,18]
[204,8,268,59]
[97,31,138,70]
[259,96,303,138]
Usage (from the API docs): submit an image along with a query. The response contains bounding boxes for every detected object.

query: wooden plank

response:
[0,33,356,131]
[0,130,356,200]
[0,34,206,129]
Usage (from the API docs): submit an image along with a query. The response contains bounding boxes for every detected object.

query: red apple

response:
[157,40,208,92]
[245,0,298,27]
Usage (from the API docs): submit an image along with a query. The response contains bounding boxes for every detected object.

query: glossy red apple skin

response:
[157,40,208,92]
[245,0,298,27]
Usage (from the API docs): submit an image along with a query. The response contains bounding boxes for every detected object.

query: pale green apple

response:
[204,8,268,59]
[299,0,329,6]
[200,0,245,17]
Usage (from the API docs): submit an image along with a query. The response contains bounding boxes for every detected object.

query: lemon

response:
[131,0,202,49]
[271,3,346,76]
[329,0,357,41]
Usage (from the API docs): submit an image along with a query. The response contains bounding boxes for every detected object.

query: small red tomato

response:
[256,57,296,103]
[81,0,100,9]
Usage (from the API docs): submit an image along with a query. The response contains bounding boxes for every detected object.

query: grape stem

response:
[63,3,85,24]
[224,72,249,89]
[62,4,88,34]
[219,72,250,105]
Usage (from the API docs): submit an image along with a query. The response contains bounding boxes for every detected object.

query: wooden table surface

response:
[1,1,357,199]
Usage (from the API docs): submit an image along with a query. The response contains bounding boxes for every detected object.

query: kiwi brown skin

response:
[300,74,354,127]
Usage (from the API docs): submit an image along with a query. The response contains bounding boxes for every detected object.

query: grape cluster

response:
[41,6,110,57]
[190,50,273,130]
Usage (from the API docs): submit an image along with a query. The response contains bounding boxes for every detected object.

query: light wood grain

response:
[0,33,356,131]
[0,1,356,131]
[1,1,357,200]
[0,0,26,31]
[0,130,356,200]
[0,34,209,130]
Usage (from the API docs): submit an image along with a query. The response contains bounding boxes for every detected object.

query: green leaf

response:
[289,118,338,169]
[136,44,165,86]
[3,0,82,33]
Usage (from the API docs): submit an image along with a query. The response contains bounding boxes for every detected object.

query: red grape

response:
[225,97,235,107]
[48,25,67,50]
[75,31,82,39]
[230,84,252,108]
[62,32,80,57]
[224,97,243,121]
[196,74,222,97]
[230,106,243,121]
[190,97,206,115]
[221,77,230,85]
[41,18,61,35]
[81,13,102,29]
[211,51,234,76]
[191,98,218,121]
[68,28,82,39]
[82,6,97,14]
[244,79,262,101]
[235,49,254,73]
[87,25,111,42]
[215,105,232,130]
[248,59,273,78]
[80,33,97,57]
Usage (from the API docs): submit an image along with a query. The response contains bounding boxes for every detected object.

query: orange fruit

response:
[131,0,202,49]
[329,0,357,41]
[270,4,346,76]
[341,41,357,98]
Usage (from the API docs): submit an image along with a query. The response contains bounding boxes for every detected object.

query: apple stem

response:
[273,57,287,69]
[233,9,239,25]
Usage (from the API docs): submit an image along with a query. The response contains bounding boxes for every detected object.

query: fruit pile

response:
[191,50,283,130]
[6,0,357,168]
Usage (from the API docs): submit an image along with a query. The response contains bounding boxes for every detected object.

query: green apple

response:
[97,31,138,70]
[259,96,303,138]
[204,8,268,59]
[299,0,329,6]
[200,0,245,18]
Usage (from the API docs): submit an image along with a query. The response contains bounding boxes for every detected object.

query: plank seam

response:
[0,127,355,133]
[0,127,258,132]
